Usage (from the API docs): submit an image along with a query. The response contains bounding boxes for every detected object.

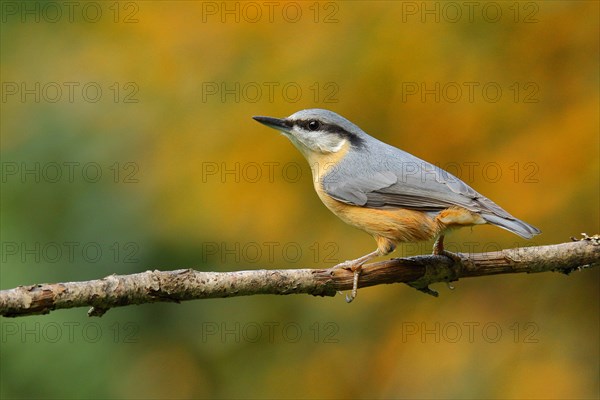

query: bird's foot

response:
[432,235,462,263]
[408,235,460,296]
[331,260,363,303]
[332,259,356,270]
[331,250,380,303]
[345,265,362,303]
[434,249,463,263]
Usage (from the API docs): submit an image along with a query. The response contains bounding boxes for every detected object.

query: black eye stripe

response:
[291,119,365,148]
[293,119,344,134]
[294,119,323,132]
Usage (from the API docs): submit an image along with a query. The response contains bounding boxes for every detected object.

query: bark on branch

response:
[1,236,598,318]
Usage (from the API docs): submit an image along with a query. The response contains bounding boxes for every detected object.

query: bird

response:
[253,109,540,302]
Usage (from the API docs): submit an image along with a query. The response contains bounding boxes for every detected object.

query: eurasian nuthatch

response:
[253,109,540,302]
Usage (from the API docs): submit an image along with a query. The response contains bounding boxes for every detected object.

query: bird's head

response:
[253,109,366,161]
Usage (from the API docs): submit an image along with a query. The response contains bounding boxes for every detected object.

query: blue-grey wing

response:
[321,140,540,238]
[322,144,485,211]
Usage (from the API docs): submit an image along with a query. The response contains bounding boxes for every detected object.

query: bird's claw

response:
[435,249,463,263]
[333,260,354,271]
[345,267,362,303]
[331,259,364,303]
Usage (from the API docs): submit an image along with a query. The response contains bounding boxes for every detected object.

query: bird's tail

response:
[482,214,541,239]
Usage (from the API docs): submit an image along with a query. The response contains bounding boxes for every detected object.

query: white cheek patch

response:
[295,129,346,154]
[317,136,346,153]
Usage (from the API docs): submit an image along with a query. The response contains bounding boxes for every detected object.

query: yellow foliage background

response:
[1,1,598,399]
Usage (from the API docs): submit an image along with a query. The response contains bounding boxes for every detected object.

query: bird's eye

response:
[307,120,320,131]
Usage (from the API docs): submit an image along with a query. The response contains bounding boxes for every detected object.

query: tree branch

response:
[1,236,598,318]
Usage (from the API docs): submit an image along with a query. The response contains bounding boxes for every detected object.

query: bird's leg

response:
[432,235,462,262]
[333,250,380,303]
[432,234,445,255]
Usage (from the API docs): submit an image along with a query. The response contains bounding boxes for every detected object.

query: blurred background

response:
[1,1,598,399]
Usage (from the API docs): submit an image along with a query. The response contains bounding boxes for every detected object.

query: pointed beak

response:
[252,116,292,133]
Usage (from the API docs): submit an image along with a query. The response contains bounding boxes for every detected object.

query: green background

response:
[1,1,598,399]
